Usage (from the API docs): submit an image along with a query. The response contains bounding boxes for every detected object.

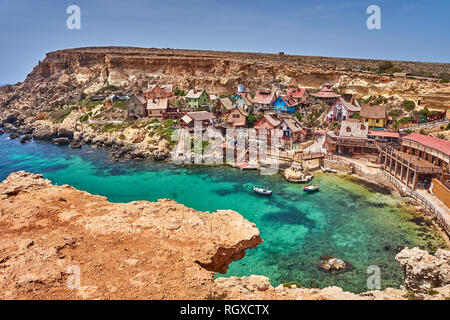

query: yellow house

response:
[360,105,387,128]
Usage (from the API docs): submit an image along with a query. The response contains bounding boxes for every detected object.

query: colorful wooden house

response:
[225,106,248,128]
[272,96,298,114]
[360,105,387,128]
[325,97,361,122]
[276,117,306,149]
[180,111,215,132]
[253,91,277,112]
[186,89,210,109]
[311,84,340,105]
[233,94,253,112]
[127,95,147,119]
[143,84,174,100]
[253,114,281,147]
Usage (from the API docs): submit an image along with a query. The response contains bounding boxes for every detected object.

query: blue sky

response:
[1,0,449,84]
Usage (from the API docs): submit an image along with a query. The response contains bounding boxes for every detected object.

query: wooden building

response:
[180,111,215,132]
[127,95,147,119]
[252,91,277,112]
[360,105,387,128]
[311,84,340,105]
[186,89,210,109]
[326,119,378,155]
[379,133,450,190]
[225,106,248,128]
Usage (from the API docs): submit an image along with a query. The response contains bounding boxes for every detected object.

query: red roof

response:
[403,133,450,156]
[286,88,307,99]
[368,131,399,138]
[279,95,298,107]
[312,86,340,98]
[253,91,276,104]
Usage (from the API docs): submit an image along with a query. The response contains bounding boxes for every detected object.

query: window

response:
[346,127,351,132]
[360,124,365,130]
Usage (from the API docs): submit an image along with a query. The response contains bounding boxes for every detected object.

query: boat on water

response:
[303,185,320,192]
[321,166,337,174]
[253,186,272,195]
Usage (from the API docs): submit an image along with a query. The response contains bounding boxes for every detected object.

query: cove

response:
[0,137,447,293]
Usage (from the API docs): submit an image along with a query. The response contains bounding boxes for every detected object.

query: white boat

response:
[253,186,272,195]
[321,166,337,174]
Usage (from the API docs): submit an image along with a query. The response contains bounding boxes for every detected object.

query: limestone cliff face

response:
[2,47,449,113]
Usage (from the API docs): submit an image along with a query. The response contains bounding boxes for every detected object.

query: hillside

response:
[1,47,449,114]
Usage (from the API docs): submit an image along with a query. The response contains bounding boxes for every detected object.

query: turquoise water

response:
[0,135,446,293]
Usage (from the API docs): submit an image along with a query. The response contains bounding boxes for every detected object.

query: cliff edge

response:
[0,171,449,300]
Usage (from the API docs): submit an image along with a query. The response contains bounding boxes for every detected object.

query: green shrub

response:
[446,123,450,130]
[402,100,416,112]
[378,61,394,73]
[282,282,302,288]
[351,112,360,119]
[440,78,449,84]
[98,85,120,93]
[174,88,186,96]
[403,290,420,300]
[164,119,174,128]
[78,112,91,122]
[428,289,439,295]
[113,100,127,110]
[246,114,261,126]
[418,107,431,117]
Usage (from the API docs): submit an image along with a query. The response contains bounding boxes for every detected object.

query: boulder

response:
[396,247,450,293]
[52,137,70,146]
[33,122,56,140]
[70,142,82,149]
[20,134,32,144]
[318,256,353,274]
[8,133,20,140]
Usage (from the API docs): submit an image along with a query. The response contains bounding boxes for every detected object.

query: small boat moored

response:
[303,185,320,192]
[253,186,272,195]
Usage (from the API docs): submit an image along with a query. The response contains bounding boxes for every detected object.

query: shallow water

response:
[0,136,446,292]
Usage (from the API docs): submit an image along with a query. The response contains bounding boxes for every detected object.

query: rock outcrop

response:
[0,172,449,300]
[0,171,262,299]
[395,247,450,293]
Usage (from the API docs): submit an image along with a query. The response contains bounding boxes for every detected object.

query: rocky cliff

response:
[1,171,449,300]
[1,47,449,113]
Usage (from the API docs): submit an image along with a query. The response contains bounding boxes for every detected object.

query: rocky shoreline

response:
[0,110,171,162]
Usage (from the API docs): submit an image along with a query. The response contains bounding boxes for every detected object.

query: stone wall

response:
[323,159,351,172]
[431,178,450,208]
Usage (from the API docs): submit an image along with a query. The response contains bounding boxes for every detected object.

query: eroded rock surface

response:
[0,171,262,299]
[0,172,449,300]
[395,247,450,293]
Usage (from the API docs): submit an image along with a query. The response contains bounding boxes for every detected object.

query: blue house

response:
[273,96,298,114]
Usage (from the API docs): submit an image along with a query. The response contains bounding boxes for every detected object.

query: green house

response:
[186,89,210,109]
